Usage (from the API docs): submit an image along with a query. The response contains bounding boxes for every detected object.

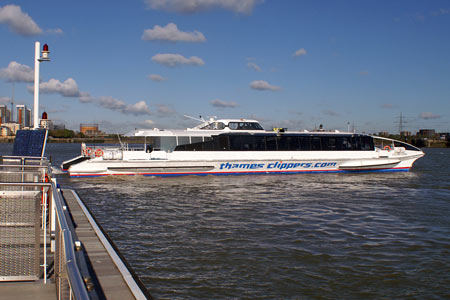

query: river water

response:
[1,143,449,299]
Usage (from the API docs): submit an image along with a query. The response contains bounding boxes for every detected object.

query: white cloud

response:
[293,48,307,57]
[147,74,167,82]
[322,109,340,117]
[359,70,369,76]
[247,62,261,72]
[144,0,262,14]
[31,78,82,97]
[0,61,34,83]
[381,103,395,109]
[80,93,151,116]
[156,104,176,116]
[0,96,11,104]
[27,76,152,116]
[142,23,206,42]
[97,97,151,116]
[152,53,205,67]
[132,119,156,129]
[144,119,155,125]
[124,101,152,116]
[79,92,94,103]
[420,112,441,120]
[47,107,67,114]
[46,28,63,35]
[210,99,237,108]
[250,80,281,91]
[0,4,42,36]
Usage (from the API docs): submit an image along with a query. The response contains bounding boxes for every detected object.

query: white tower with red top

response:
[33,42,50,129]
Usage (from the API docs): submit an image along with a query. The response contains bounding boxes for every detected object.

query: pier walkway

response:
[61,189,150,300]
[0,154,151,300]
[1,280,57,300]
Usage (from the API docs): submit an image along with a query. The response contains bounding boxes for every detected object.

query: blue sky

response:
[0,0,449,134]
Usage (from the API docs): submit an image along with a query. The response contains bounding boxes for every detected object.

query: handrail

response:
[0,165,50,170]
[0,182,50,187]
[1,156,48,164]
[2,155,49,160]
[51,181,90,300]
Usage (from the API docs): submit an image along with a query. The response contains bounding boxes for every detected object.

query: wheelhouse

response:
[192,120,264,131]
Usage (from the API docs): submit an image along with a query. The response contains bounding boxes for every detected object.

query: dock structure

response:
[0,154,152,300]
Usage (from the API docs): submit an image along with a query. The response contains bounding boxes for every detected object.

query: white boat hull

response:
[66,151,423,177]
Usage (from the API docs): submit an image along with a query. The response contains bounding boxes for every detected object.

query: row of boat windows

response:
[174,135,374,151]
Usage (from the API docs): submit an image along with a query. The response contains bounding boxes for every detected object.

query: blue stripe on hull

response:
[70,167,410,178]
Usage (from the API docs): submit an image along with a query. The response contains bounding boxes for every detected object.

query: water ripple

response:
[39,146,450,299]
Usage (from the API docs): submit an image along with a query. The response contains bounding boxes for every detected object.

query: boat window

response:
[288,136,301,150]
[311,137,321,150]
[394,141,421,151]
[361,136,374,150]
[253,136,266,150]
[202,139,214,151]
[200,122,226,130]
[241,136,255,150]
[250,123,264,130]
[228,123,238,130]
[266,136,277,150]
[339,137,353,150]
[229,136,242,150]
[217,136,230,150]
[277,136,289,151]
[321,137,336,151]
[191,137,203,144]
[184,142,202,151]
[177,136,190,146]
[298,136,311,150]
[351,136,361,150]
[153,136,178,151]
[228,122,264,130]
[161,137,177,151]
[277,136,301,150]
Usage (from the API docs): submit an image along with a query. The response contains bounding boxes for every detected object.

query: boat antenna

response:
[184,114,205,123]
[117,133,125,149]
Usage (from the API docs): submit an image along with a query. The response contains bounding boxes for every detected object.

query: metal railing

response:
[52,180,91,300]
[0,156,91,300]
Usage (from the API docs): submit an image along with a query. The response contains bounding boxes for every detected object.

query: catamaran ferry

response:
[62,117,424,177]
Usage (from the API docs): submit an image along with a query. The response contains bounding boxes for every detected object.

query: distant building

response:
[400,131,411,137]
[0,105,11,124]
[0,126,11,137]
[16,104,31,128]
[378,131,389,137]
[439,133,449,140]
[418,129,435,137]
[80,123,100,136]
[1,122,21,134]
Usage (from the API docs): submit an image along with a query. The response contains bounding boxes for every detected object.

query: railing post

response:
[43,187,47,283]
[50,179,56,252]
